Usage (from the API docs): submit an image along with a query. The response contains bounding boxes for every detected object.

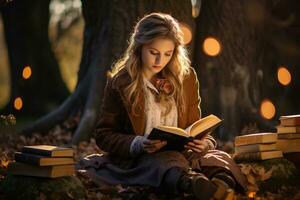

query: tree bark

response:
[192,0,300,140]
[1,0,69,116]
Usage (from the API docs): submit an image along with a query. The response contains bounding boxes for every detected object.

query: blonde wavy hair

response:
[111,13,191,116]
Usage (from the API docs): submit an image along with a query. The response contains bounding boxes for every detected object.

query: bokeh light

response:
[179,22,192,45]
[203,37,221,56]
[260,99,276,119]
[277,66,291,86]
[14,97,23,110]
[22,66,32,79]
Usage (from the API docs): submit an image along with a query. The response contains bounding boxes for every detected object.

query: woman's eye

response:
[150,51,158,55]
[165,53,171,57]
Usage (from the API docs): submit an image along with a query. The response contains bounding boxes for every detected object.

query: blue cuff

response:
[130,136,145,156]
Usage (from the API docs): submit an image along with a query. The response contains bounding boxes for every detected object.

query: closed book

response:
[147,114,222,151]
[234,150,283,162]
[278,133,300,139]
[22,145,74,157]
[14,152,75,166]
[235,143,276,154]
[235,133,277,147]
[280,114,300,126]
[276,139,300,153]
[277,126,300,134]
[7,162,75,178]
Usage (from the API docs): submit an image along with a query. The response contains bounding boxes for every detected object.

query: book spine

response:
[22,148,52,157]
[235,137,264,146]
[14,153,40,165]
[280,118,300,126]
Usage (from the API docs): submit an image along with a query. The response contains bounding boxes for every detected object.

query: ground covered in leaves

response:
[1,118,300,200]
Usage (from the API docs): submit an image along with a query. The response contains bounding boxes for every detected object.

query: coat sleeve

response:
[187,67,217,149]
[94,78,136,158]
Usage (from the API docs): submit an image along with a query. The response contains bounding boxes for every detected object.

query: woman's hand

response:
[143,139,167,153]
[184,139,210,153]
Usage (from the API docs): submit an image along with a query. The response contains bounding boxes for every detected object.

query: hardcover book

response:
[276,139,300,153]
[277,126,300,134]
[21,145,74,157]
[233,150,283,162]
[147,114,222,151]
[234,143,277,154]
[234,132,277,147]
[14,152,75,166]
[7,162,75,178]
[279,114,300,127]
[277,133,300,139]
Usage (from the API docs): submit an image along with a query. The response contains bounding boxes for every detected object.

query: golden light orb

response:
[203,37,221,56]
[179,22,193,45]
[22,66,32,79]
[277,66,291,86]
[14,97,23,110]
[260,99,276,120]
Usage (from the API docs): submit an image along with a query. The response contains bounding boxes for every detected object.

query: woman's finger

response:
[192,139,206,145]
[144,141,167,153]
[185,143,206,152]
[143,139,162,145]
[188,146,202,153]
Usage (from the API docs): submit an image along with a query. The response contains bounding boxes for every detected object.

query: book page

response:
[280,114,300,119]
[155,126,188,137]
[189,115,222,137]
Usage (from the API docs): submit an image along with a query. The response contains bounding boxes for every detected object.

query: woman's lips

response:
[152,65,162,69]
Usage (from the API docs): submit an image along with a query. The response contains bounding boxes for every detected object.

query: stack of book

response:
[233,132,283,162]
[8,145,75,178]
[276,114,300,153]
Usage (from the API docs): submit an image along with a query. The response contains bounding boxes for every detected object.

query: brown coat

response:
[95,67,216,166]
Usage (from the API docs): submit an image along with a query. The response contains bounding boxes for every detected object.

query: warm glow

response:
[203,37,221,56]
[22,66,32,79]
[277,66,291,86]
[179,23,192,45]
[260,99,276,119]
[248,191,256,198]
[14,97,23,110]
[106,70,112,78]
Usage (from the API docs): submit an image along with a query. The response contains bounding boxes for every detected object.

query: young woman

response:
[79,13,247,200]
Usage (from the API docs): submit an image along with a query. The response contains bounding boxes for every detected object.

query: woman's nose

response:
[155,55,161,65]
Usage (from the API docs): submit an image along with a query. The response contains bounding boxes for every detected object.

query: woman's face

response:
[141,37,175,80]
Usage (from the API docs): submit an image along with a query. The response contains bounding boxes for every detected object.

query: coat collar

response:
[113,68,186,135]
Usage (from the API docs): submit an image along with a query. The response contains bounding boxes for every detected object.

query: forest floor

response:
[1,120,300,200]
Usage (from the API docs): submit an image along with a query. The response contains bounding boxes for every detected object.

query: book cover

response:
[278,133,300,139]
[277,126,300,134]
[7,162,75,178]
[234,143,277,154]
[234,132,277,147]
[233,150,283,163]
[280,114,300,127]
[14,152,75,166]
[147,114,222,151]
[276,139,300,153]
[21,145,74,157]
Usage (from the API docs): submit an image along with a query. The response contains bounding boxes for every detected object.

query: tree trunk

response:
[1,0,69,116]
[192,0,300,140]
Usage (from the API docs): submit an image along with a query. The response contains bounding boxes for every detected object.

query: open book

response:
[147,114,222,151]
